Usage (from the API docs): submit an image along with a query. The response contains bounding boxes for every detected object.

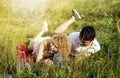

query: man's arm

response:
[70,45,79,57]
[70,45,89,60]
[87,39,100,54]
[71,45,79,53]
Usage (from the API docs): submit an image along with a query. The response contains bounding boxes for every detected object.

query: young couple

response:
[17,9,100,65]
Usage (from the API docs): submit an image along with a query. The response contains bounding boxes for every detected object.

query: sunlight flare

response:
[11,0,49,13]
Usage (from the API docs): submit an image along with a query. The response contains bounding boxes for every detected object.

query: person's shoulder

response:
[68,32,80,41]
[93,38,98,42]
[69,32,80,36]
[93,38,100,44]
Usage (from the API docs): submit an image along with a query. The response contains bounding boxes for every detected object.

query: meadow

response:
[0,0,120,78]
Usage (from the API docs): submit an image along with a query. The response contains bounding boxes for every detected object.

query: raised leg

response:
[53,9,81,33]
[27,21,48,50]
[53,16,75,33]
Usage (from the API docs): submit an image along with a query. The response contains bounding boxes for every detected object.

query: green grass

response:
[0,0,120,78]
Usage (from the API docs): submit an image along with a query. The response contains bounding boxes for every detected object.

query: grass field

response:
[0,0,120,78]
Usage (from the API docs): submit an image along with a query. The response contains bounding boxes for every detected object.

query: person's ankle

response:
[42,21,48,32]
[71,16,75,21]
[72,9,81,21]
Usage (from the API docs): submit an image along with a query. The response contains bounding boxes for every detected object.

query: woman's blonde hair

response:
[52,33,72,59]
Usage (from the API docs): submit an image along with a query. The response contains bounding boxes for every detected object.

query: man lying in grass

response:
[16,9,100,65]
[52,9,100,60]
[68,26,100,60]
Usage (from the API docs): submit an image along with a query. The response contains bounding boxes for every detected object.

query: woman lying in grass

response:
[16,21,72,65]
[39,33,72,65]
[16,9,80,64]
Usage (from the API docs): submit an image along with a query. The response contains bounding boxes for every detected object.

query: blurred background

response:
[0,0,120,78]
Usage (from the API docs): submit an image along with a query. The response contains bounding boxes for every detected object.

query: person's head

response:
[51,33,72,59]
[79,26,96,46]
[45,39,56,54]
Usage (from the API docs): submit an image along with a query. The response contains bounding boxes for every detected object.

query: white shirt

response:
[32,36,51,54]
[67,32,100,54]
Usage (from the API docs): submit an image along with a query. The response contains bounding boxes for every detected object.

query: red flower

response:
[16,44,35,62]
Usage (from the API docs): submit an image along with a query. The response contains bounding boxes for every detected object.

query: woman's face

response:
[46,42,58,53]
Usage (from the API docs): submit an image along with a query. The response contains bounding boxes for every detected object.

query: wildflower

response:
[25,62,31,69]
[84,73,89,78]
[3,71,6,78]
[109,63,112,69]
[8,75,12,78]
[38,68,43,73]
[18,62,24,68]
[94,61,97,65]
